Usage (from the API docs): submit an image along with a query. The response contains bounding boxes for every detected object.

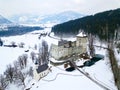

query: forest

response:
[52,8,120,42]
[0,26,43,37]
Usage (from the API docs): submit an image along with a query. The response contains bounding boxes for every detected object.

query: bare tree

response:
[13,60,20,70]
[38,40,49,65]
[4,64,15,83]
[11,41,17,47]
[14,70,27,88]
[18,56,24,69]
[42,40,49,64]
[34,44,37,50]
[22,54,28,67]
[27,67,33,77]
[18,54,28,69]
[88,34,95,57]
[30,51,36,62]
[19,42,25,48]
[0,75,8,90]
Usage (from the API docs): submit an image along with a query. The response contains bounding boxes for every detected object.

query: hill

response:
[52,8,120,41]
[0,15,12,24]
[39,11,84,24]
[9,11,84,24]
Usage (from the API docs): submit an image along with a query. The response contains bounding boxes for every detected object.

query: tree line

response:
[0,26,43,37]
[52,8,120,42]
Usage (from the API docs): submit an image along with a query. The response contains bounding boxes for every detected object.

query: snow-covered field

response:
[0,47,25,74]
[0,27,118,90]
[28,47,117,90]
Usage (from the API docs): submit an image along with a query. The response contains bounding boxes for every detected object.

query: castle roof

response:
[58,40,68,46]
[76,32,87,37]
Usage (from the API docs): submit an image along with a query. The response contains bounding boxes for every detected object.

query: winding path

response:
[69,60,114,90]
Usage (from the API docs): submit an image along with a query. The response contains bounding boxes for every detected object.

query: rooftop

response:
[58,40,68,46]
[76,32,87,37]
[36,64,48,73]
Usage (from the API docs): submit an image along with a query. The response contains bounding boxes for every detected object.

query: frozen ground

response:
[0,47,25,74]
[0,27,118,90]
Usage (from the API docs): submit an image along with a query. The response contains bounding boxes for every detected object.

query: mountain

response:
[39,11,84,24]
[52,8,120,40]
[9,11,84,24]
[0,15,12,24]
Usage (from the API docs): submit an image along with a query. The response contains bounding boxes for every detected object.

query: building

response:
[50,32,88,60]
[33,64,49,81]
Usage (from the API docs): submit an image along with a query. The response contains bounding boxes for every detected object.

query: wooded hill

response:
[52,8,120,41]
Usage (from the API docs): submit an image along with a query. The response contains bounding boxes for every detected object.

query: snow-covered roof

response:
[76,32,87,37]
[58,40,68,46]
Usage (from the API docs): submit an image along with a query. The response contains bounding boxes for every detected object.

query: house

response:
[50,32,88,60]
[33,64,49,81]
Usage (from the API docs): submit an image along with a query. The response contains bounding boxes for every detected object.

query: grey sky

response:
[0,0,120,17]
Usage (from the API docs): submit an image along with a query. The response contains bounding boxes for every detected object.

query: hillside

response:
[0,15,12,24]
[52,8,120,40]
[0,25,43,37]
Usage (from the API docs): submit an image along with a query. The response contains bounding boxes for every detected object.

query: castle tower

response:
[76,32,87,52]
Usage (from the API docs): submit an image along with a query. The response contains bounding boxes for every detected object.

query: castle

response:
[50,32,88,60]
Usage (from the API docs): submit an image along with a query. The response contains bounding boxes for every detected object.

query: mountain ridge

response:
[9,11,84,24]
[0,15,12,24]
[52,8,120,40]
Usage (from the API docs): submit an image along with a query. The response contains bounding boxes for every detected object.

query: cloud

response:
[19,16,28,22]
[0,0,120,17]
[73,0,84,4]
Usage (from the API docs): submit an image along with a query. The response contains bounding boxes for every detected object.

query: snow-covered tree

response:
[11,41,16,47]
[88,34,95,57]
[27,67,33,77]
[38,40,49,65]
[14,69,27,88]
[18,42,25,48]
[30,51,36,62]
[18,54,28,69]
[0,75,8,90]
[4,64,15,83]
[34,44,37,50]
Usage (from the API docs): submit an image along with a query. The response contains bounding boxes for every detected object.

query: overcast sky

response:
[0,0,120,17]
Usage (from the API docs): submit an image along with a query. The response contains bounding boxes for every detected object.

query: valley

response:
[0,27,118,90]
[0,7,120,90]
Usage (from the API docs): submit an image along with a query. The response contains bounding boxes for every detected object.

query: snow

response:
[63,37,76,42]
[76,32,86,37]
[29,66,103,90]
[29,51,117,90]
[0,47,25,74]
[6,84,23,90]
[0,26,118,90]
[83,47,117,90]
